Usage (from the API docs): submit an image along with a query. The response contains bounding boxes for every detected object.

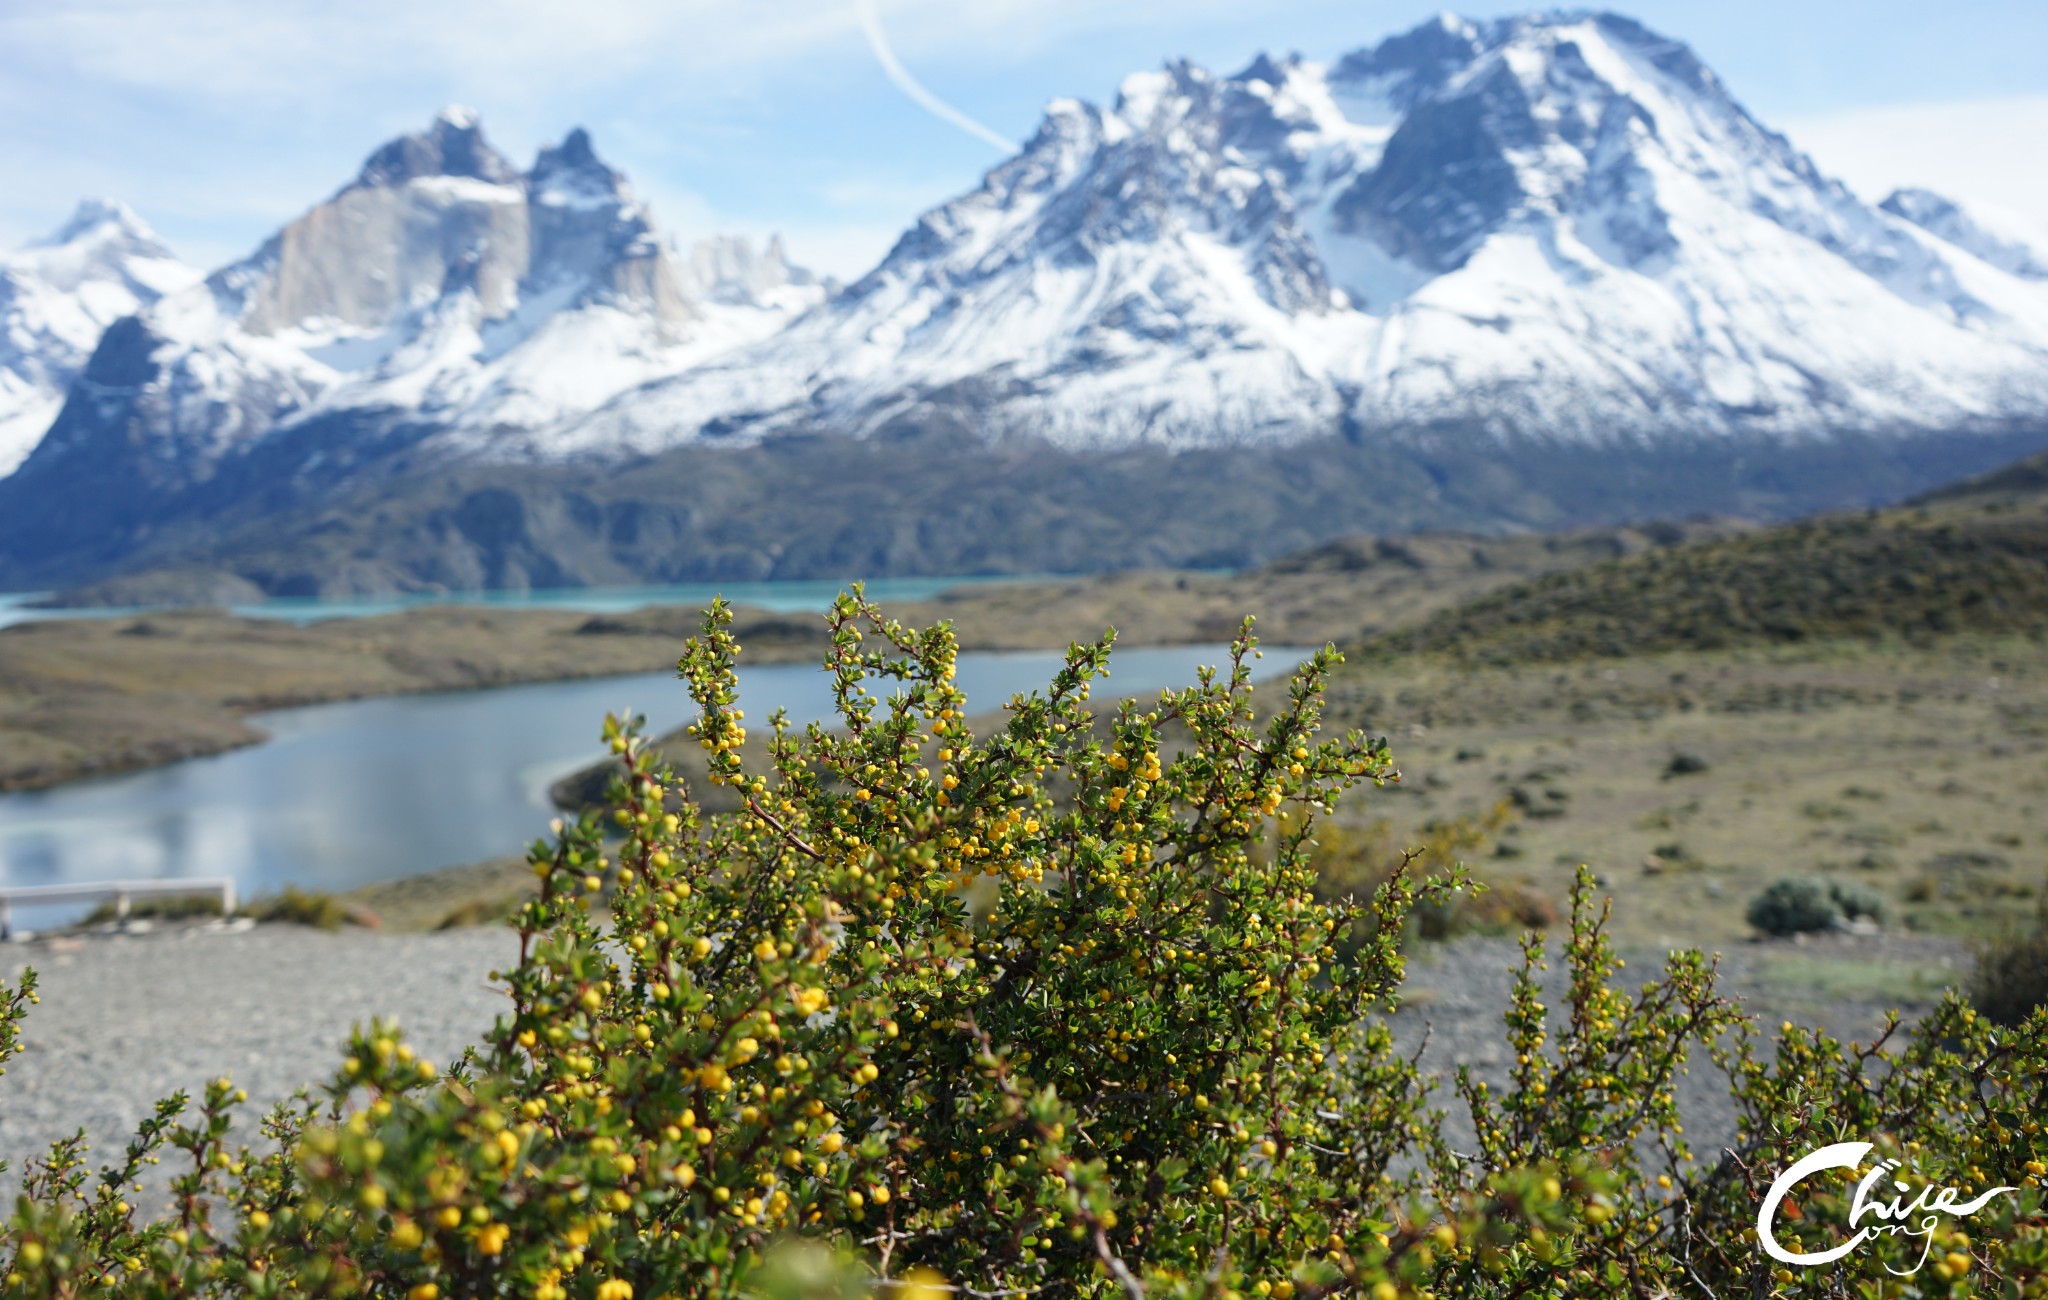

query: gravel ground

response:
[1386,929,1969,1160]
[0,919,1967,1208]
[1,920,519,1203]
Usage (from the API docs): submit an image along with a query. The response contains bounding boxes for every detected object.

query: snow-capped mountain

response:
[0,200,200,474]
[7,108,826,492]
[6,12,2048,594]
[556,10,2048,459]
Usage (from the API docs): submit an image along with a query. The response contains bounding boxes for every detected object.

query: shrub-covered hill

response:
[1360,491,2048,665]
[1919,444,2048,503]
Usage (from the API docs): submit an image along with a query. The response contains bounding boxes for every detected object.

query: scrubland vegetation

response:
[3,596,2045,1297]
[1365,498,2048,665]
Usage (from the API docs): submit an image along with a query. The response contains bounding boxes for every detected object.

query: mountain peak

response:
[548,126,598,167]
[531,127,628,208]
[1231,52,1300,89]
[680,233,823,306]
[1330,9,1485,105]
[354,109,518,190]
[548,5,2048,465]
[7,199,190,293]
[26,198,164,254]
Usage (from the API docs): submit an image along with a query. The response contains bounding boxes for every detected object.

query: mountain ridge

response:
[551,9,2048,461]
[3,10,2048,594]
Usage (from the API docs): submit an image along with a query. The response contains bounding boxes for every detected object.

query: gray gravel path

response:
[1385,931,1967,1160]
[0,921,1964,1206]
[1,921,518,1199]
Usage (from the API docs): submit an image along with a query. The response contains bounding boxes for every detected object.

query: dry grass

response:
[1317,634,2048,950]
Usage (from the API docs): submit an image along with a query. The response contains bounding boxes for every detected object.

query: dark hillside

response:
[14,424,2044,596]
[1916,446,2048,503]
[1362,492,2048,665]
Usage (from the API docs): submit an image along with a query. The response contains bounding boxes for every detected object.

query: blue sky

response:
[4,0,2046,278]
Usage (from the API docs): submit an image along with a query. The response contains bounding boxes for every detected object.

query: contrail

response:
[855,0,1018,154]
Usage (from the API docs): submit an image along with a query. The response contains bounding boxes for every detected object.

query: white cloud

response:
[8,2,2045,289]
[0,0,1026,271]
[0,1,850,103]
[1783,93,2048,231]
[0,0,1185,105]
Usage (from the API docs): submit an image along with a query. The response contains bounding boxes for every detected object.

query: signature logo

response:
[1758,1142,2022,1274]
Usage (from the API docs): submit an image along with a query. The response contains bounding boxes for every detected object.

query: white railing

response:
[0,878,238,939]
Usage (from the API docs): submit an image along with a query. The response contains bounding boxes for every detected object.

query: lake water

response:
[0,573,1057,630]
[0,644,1308,930]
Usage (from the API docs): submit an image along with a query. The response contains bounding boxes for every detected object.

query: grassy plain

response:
[1312,453,2048,954]
[1317,635,2046,952]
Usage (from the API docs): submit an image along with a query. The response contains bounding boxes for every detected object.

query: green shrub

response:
[1661,751,1710,779]
[1826,877,1887,924]
[1745,875,1887,933]
[78,893,232,926]
[1970,895,2048,1026]
[1745,876,1840,934]
[246,885,351,931]
[0,596,2043,1297]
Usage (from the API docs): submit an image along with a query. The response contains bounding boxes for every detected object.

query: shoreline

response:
[0,520,1730,796]
[0,602,829,795]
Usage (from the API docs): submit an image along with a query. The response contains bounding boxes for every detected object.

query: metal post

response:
[0,879,243,937]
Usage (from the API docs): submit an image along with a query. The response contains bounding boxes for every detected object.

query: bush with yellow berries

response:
[0,591,2044,1298]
